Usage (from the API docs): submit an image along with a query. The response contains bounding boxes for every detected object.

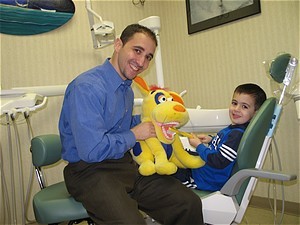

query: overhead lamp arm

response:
[84,2,164,87]
[85,0,116,49]
[139,16,164,87]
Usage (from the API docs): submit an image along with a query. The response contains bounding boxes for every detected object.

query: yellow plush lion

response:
[132,77,205,176]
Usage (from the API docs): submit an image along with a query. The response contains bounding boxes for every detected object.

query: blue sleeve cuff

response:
[124,130,137,149]
[131,115,141,128]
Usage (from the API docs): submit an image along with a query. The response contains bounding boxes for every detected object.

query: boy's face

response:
[229,93,256,125]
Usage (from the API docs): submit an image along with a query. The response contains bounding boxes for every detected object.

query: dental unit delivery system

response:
[0,92,48,225]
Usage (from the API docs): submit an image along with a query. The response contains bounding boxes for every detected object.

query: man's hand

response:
[131,121,156,141]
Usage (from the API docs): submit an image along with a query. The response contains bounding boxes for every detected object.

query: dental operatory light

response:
[138,16,164,87]
[85,0,164,86]
[85,0,116,49]
[264,53,299,119]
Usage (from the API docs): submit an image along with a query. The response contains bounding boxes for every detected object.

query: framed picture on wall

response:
[186,0,261,34]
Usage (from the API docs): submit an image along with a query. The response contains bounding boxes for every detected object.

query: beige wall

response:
[1,0,299,223]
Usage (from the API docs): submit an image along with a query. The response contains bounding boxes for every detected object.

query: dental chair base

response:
[194,168,296,225]
[201,192,239,225]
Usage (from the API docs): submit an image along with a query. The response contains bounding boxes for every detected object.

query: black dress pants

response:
[64,152,204,225]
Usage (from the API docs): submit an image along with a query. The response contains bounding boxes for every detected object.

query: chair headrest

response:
[31,134,62,167]
[232,97,276,204]
[234,97,277,172]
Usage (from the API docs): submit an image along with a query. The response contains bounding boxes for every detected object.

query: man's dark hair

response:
[120,24,157,46]
[234,83,267,111]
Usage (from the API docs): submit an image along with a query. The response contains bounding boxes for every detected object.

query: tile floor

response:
[28,205,300,225]
[144,206,299,225]
[239,206,299,225]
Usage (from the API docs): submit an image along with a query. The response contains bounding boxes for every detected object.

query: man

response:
[59,24,204,225]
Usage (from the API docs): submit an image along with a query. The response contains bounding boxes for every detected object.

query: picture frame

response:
[186,0,261,34]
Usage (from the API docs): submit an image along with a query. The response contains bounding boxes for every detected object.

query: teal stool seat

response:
[31,134,92,224]
[33,182,89,224]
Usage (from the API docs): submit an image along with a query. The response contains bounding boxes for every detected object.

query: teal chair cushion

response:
[33,181,89,224]
[192,189,212,198]
[31,134,62,167]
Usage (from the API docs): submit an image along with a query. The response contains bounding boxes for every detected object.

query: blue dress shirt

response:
[59,59,140,163]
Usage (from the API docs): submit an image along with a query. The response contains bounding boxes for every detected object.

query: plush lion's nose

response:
[173,105,186,112]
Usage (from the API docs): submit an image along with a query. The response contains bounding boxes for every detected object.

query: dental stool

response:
[31,134,94,225]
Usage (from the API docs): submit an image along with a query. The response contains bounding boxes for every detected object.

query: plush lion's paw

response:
[155,161,177,175]
[184,156,205,168]
[139,160,156,176]
[173,148,206,169]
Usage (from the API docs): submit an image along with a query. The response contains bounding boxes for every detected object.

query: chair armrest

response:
[220,168,297,196]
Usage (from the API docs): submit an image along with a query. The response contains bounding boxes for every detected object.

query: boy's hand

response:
[197,134,212,144]
[188,133,202,148]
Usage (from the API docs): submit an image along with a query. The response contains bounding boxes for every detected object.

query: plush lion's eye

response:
[155,92,167,104]
[158,95,167,103]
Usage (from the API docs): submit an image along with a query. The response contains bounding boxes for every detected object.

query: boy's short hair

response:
[234,83,267,111]
[120,24,157,46]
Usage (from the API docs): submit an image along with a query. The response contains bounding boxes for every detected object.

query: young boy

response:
[174,83,266,191]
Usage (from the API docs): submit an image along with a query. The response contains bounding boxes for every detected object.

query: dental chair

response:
[191,53,298,225]
[191,97,296,224]
[31,134,94,225]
